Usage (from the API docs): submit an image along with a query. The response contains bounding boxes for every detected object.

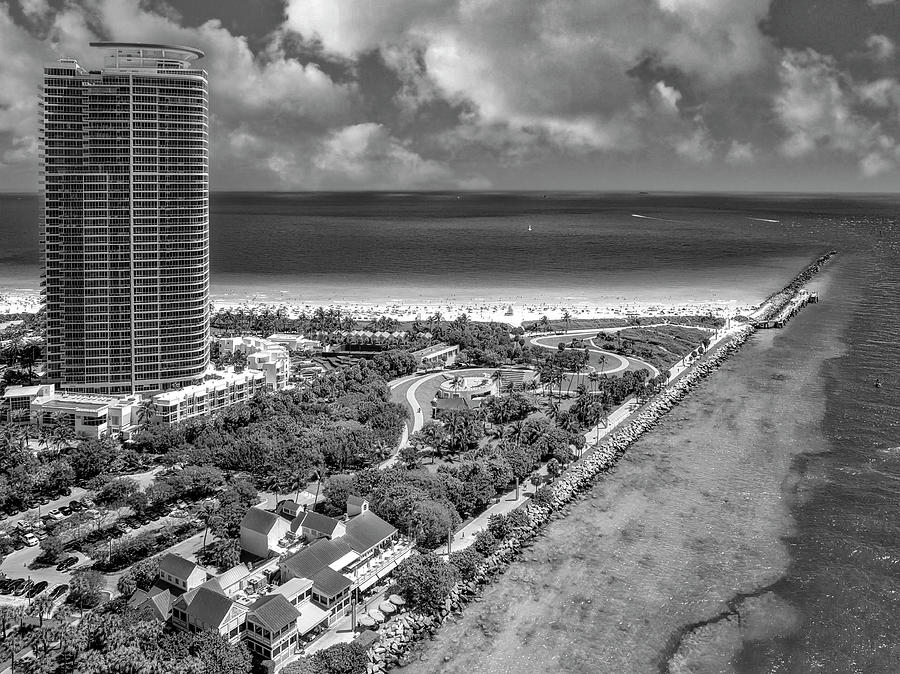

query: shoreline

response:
[352,253,837,673]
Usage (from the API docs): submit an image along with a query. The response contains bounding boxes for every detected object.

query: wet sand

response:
[400,263,850,673]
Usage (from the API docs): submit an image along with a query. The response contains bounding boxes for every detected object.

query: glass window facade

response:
[40,44,210,394]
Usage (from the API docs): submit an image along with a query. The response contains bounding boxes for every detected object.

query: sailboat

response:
[528,224,533,232]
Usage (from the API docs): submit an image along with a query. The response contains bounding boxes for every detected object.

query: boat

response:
[875,378,883,388]
[528,224,532,232]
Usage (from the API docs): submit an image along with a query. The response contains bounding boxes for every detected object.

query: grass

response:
[594,325,710,370]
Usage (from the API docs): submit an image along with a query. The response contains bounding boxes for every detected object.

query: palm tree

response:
[588,371,600,394]
[561,310,571,334]
[597,354,607,375]
[538,315,550,333]
[49,412,75,454]
[490,369,505,395]
[136,399,155,428]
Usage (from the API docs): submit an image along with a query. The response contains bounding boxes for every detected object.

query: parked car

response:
[48,584,68,601]
[170,509,188,519]
[59,506,72,517]
[81,498,95,508]
[0,580,12,594]
[68,499,83,511]
[26,581,48,598]
[38,496,51,506]
[8,579,26,595]
[47,509,64,521]
[13,579,32,596]
[22,533,39,547]
[56,556,79,572]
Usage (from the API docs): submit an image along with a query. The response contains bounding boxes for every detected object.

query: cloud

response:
[775,49,900,176]
[285,0,774,161]
[312,122,476,188]
[865,34,895,61]
[726,140,756,164]
[675,126,715,162]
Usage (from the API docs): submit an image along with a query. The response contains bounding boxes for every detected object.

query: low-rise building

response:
[247,349,290,391]
[266,333,322,353]
[30,390,141,439]
[244,594,302,667]
[128,586,173,621]
[410,343,459,370]
[291,511,346,542]
[157,553,209,594]
[171,579,248,643]
[241,506,292,559]
[1,383,55,423]
[150,368,266,425]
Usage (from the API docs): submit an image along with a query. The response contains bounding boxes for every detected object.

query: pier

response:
[753,290,817,329]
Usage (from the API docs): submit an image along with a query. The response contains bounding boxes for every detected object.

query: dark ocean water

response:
[2,191,900,668]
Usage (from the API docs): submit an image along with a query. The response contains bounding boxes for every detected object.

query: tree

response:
[68,569,104,609]
[449,548,485,581]
[562,310,571,334]
[397,444,421,470]
[38,533,65,563]
[286,642,368,674]
[392,552,458,615]
[546,458,562,479]
[190,630,252,674]
[409,421,448,464]
[94,476,140,509]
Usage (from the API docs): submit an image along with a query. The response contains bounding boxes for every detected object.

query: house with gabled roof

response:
[128,586,173,621]
[157,553,208,594]
[241,506,291,558]
[244,594,301,667]
[171,579,247,643]
[291,510,345,542]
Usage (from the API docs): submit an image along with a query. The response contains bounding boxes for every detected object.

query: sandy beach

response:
[398,262,848,673]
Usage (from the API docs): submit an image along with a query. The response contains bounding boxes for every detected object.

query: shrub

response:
[449,548,485,581]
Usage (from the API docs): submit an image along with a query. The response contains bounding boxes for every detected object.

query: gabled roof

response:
[280,538,353,580]
[130,587,173,621]
[295,511,342,536]
[241,507,284,535]
[347,495,367,507]
[247,594,301,633]
[343,511,397,555]
[216,563,251,590]
[159,553,201,581]
[311,567,353,598]
[174,579,240,628]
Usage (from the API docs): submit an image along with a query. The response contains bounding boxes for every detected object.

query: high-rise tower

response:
[40,42,210,394]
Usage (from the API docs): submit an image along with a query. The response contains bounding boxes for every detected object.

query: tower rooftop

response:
[90,41,204,63]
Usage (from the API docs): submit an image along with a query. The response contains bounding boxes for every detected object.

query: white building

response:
[30,390,141,439]
[149,368,265,425]
[40,42,210,395]
[216,336,290,392]
[1,383,55,423]
[265,333,322,352]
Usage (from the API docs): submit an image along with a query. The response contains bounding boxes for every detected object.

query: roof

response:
[344,512,397,555]
[130,587,173,620]
[296,511,342,536]
[280,539,353,580]
[311,567,353,597]
[2,385,44,398]
[175,580,238,628]
[242,507,284,535]
[90,41,205,60]
[347,495,367,507]
[248,594,301,633]
[296,603,330,634]
[216,563,251,590]
[432,397,473,411]
[271,576,313,601]
[411,343,458,359]
[159,553,201,581]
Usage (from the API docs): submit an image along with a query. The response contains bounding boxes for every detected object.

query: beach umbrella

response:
[388,594,405,606]
[358,615,376,629]
[378,601,396,615]
[367,609,386,623]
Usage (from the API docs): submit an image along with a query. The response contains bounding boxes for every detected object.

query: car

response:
[40,515,55,526]
[48,584,68,601]
[81,498,95,508]
[47,509,64,521]
[170,509,188,519]
[38,496,51,506]
[0,580,12,594]
[13,579,32,596]
[56,556,78,572]
[34,530,47,541]
[26,581,48,598]
[8,579,26,595]
[68,499,83,510]
[22,533,39,547]
[59,506,72,517]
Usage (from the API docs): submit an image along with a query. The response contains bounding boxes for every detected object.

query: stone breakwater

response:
[357,254,836,674]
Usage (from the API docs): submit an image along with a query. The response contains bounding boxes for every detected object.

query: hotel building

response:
[40,42,210,395]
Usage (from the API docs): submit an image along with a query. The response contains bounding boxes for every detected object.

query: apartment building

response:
[40,42,210,394]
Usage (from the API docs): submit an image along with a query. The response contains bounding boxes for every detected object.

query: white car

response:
[47,509,64,521]
[22,533,39,547]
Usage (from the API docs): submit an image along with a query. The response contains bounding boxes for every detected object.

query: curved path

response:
[526,328,661,377]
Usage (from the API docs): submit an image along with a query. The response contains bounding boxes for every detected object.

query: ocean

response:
[2,191,900,669]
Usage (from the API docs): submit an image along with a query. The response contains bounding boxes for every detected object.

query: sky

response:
[1,0,899,192]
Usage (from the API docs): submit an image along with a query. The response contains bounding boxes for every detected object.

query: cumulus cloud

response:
[726,140,756,164]
[775,49,900,176]
[285,0,773,160]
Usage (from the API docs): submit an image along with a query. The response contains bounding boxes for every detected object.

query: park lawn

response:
[595,325,710,370]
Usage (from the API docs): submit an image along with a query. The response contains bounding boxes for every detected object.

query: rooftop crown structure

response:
[39,42,210,394]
